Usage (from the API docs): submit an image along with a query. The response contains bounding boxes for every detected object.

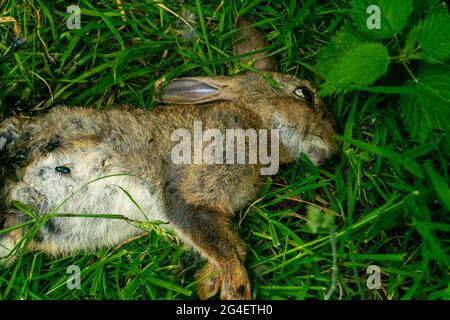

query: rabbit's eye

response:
[294,86,314,105]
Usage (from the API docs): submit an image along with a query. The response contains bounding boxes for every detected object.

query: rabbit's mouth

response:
[306,146,336,165]
[305,135,338,166]
[306,146,325,165]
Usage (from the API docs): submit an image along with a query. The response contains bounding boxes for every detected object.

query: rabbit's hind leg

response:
[165,196,250,300]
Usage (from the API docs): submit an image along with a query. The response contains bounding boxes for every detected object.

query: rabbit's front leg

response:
[164,194,251,300]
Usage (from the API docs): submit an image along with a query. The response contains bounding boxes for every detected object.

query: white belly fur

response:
[8,146,167,254]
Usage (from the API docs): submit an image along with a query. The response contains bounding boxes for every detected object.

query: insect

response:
[12,37,26,51]
[13,150,27,161]
[55,166,71,175]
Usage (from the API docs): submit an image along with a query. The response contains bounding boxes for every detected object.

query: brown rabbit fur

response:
[0,17,338,300]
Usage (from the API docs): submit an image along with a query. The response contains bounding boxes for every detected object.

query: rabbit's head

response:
[154,17,338,166]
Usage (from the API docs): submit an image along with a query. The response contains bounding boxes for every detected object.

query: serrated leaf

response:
[320,42,390,95]
[412,0,440,14]
[350,0,413,40]
[315,25,366,76]
[405,12,450,64]
[400,66,450,142]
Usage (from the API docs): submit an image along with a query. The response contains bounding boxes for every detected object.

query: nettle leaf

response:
[405,12,450,64]
[412,0,440,15]
[400,66,450,143]
[350,0,413,40]
[320,42,390,95]
[315,25,366,76]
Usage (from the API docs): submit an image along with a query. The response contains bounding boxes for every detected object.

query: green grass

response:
[0,0,449,300]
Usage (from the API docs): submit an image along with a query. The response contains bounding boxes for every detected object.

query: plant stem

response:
[402,61,418,83]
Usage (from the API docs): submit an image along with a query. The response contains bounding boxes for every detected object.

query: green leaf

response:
[350,0,413,40]
[315,25,366,77]
[412,221,450,232]
[366,191,419,238]
[400,66,450,142]
[338,135,425,179]
[353,253,406,261]
[146,277,192,296]
[402,143,436,159]
[414,220,450,267]
[320,42,390,95]
[81,0,125,51]
[423,160,450,211]
[412,0,440,15]
[405,12,450,64]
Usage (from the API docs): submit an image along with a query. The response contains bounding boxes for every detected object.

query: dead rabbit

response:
[0,17,338,300]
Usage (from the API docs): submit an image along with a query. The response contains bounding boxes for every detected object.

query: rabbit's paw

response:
[196,262,221,300]
[220,265,251,300]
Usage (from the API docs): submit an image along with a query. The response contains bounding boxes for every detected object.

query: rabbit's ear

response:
[154,77,236,104]
[233,17,277,72]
